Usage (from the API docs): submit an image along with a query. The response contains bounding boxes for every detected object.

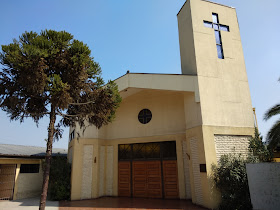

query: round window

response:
[138,109,152,124]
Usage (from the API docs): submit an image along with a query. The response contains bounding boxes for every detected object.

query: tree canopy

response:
[0,30,121,210]
[0,30,121,128]
[264,78,280,150]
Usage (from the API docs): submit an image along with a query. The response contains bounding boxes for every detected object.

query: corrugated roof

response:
[0,144,67,157]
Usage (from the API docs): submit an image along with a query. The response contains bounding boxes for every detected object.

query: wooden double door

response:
[118,160,178,199]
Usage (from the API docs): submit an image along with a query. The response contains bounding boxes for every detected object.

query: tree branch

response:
[69,101,95,105]
[56,111,90,118]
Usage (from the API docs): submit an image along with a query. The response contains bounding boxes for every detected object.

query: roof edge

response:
[177,0,235,16]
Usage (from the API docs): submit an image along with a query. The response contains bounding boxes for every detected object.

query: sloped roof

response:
[0,144,67,158]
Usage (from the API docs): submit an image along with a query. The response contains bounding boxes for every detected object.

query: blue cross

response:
[204,13,230,59]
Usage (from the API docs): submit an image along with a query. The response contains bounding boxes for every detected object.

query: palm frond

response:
[267,119,280,149]
[264,104,280,121]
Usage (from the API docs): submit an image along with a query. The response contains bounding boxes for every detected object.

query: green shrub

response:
[248,128,272,162]
[212,154,252,210]
[48,155,71,201]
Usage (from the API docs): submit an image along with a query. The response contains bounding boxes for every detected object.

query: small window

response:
[138,109,152,124]
[145,143,160,159]
[220,24,229,32]
[213,24,219,30]
[212,13,219,23]
[203,21,212,28]
[217,45,224,59]
[20,164,40,173]
[118,144,132,160]
[162,141,177,159]
[215,31,221,44]
[133,144,146,159]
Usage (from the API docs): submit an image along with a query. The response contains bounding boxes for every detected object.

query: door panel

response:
[0,164,16,200]
[132,161,162,198]
[132,161,147,197]
[118,162,131,197]
[146,161,162,198]
[162,160,179,199]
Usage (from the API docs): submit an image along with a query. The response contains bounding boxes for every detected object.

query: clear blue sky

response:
[0,0,279,149]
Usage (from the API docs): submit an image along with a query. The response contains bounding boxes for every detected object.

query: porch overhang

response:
[115,73,200,102]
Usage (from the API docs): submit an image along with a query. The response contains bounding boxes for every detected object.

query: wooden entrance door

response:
[118,160,178,199]
[118,141,179,199]
[0,164,16,200]
[162,160,179,199]
[132,161,162,198]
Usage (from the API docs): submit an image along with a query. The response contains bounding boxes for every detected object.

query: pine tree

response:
[0,30,121,210]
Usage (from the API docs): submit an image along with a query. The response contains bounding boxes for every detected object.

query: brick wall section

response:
[99,146,105,197]
[106,146,114,196]
[190,138,203,206]
[81,145,93,199]
[182,141,192,199]
[214,135,251,161]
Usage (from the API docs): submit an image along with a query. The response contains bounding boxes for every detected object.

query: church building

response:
[68,0,255,208]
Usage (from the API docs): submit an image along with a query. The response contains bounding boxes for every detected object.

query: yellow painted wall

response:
[70,133,187,200]
[76,89,187,140]
[69,1,256,209]
[178,0,255,129]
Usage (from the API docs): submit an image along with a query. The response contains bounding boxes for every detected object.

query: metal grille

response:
[118,141,176,160]
[118,144,132,160]
[0,164,16,200]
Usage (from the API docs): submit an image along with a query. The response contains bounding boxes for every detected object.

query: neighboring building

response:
[68,0,255,208]
[0,144,67,200]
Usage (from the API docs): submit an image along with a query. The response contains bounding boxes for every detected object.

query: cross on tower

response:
[203,13,230,59]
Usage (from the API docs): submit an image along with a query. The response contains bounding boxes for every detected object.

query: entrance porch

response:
[59,197,207,210]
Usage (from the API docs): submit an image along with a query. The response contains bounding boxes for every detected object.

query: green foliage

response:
[248,128,272,162]
[48,155,71,201]
[263,78,280,150]
[0,30,122,209]
[0,30,121,129]
[212,155,253,210]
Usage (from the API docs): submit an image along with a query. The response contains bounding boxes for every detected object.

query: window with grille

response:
[20,164,40,173]
[138,109,152,124]
[118,141,176,160]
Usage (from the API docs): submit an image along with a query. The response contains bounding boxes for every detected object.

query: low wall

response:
[246,163,280,210]
[16,164,43,199]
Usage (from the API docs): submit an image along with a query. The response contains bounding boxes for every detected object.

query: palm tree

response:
[264,79,280,150]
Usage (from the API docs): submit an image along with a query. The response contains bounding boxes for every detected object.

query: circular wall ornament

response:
[138,109,152,124]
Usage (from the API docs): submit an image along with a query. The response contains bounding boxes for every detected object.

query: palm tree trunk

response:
[39,105,56,210]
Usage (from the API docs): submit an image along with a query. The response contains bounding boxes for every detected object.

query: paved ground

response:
[0,197,207,210]
[59,197,208,210]
[0,197,59,210]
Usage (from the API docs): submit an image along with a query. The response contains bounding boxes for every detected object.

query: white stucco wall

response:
[246,163,280,210]
[81,145,93,199]
[16,164,43,200]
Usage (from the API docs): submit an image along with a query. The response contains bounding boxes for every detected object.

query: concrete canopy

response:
[115,73,200,102]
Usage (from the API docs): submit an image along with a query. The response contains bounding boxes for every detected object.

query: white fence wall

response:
[246,163,280,210]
